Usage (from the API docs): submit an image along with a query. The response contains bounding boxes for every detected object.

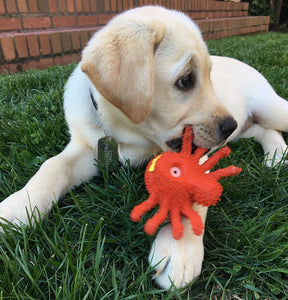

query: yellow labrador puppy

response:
[0,6,287,289]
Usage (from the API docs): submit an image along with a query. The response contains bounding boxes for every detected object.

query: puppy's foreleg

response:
[0,140,98,226]
[149,204,208,289]
[240,124,288,167]
[253,94,288,132]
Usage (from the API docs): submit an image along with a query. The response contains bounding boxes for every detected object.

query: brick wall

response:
[0,0,269,73]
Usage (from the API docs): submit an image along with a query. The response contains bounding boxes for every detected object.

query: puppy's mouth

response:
[166,126,200,153]
[165,122,230,153]
[165,136,200,154]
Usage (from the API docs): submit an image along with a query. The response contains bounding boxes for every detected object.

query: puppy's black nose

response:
[219,117,237,140]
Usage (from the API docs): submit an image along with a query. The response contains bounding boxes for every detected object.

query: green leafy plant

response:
[244,0,271,16]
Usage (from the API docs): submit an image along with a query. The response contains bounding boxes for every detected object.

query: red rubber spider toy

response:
[130,126,242,240]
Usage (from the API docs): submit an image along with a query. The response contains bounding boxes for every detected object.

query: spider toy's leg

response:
[130,195,158,222]
[144,206,169,236]
[209,166,242,180]
[181,204,204,236]
[170,209,184,240]
[193,148,208,161]
[201,147,231,171]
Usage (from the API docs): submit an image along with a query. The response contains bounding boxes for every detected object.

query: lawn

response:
[0,32,288,299]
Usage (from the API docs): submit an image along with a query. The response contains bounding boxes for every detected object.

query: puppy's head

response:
[81,6,237,150]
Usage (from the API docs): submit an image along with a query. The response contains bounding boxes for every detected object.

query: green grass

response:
[0,32,288,299]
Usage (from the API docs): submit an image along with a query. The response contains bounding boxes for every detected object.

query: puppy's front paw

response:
[265,150,288,167]
[149,218,204,290]
[0,190,32,226]
[0,189,53,227]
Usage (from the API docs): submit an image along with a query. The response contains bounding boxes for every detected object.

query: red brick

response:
[90,0,97,12]
[195,0,201,10]
[58,0,66,12]
[54,54,79,66]
[14,35,28,58]
[186,1,197,11]
[191,12,200,20]
[98,14,115,25]
[0,18,21,31]
[61,32,72,52]
[202,32,208,41]
[78,15,98,26]
[180,0,184,11]
[216,30,222,40]
[53,16,76,27]
[184,0,190,10]
[83,0,90,12]
[0,0,5,14]
[104,0,110,11]
[39,34,51,55]
[80,31,89,48]
[117,0,122,11]
[7,0,17,13]
[48,0,57,13]
[50,33,62,54]
[17,0,28,13]
[216,11,226,19]
[110,0,116,11]
[22,58,54,71]
[27,0,38,13]
[1,37,16,61]
[67,0,74,12]
[122,0,127,10]
[0,63,18,74]
[27,35,39,57]
[75,0,82,12]
[23,17,51,29]
[88,30,96,39]
[38,0,48,13]
[71,31,80,50]
[217,30,225,39]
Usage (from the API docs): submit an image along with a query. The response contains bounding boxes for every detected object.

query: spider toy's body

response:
[130,126,242,240]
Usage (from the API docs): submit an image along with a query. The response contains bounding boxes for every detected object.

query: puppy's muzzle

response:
[166,117,237,152]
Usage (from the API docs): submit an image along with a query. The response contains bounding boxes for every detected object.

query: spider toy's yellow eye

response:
[170,167,181,178]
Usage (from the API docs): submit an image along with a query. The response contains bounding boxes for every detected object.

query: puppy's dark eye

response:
[175,72,195,91]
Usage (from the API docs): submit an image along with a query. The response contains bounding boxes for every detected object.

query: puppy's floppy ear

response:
[81,16,166,124]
